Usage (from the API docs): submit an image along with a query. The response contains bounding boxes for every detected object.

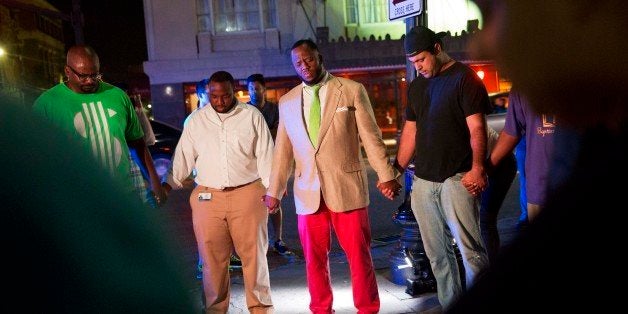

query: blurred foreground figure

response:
[0,102,194,313]
[449,1,628,312]
[468,0,628,129]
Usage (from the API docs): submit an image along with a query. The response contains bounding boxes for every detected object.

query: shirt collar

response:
[205,101,241,120]
[301,71,329,90]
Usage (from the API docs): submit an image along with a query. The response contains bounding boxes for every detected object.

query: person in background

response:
[114,82,159,208]
[448,0,628,312]
[264,39,401,314]
[481,126,517,262]
[492,95,508,114]
[130,92,159,207]
[33,45,166,206]
[514,138,528,229]
[164,71,274,313]
[246,73,291,256]
[394,26,490,310]
[184,78,210,127]
[488,89,555,222]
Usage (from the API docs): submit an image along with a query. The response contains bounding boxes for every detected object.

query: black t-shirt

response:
[248,100,279,140]
[406,61,491,182]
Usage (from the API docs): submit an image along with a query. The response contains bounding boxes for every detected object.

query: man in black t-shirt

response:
[246,73,291,256]
[393,25,491,310]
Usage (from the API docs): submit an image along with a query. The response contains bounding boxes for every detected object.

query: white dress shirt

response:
[167,101,274,189]
[302,72,330,131]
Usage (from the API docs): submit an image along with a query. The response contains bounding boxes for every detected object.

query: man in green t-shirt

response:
[33,45,166,204]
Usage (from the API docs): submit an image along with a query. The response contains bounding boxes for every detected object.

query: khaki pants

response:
[190,180,273,313]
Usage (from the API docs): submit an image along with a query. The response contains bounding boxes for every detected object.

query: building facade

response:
[143,0,503,133]
[0,0,65,106]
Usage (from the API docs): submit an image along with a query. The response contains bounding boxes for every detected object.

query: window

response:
[263,0,277,30]
[345,0,388,25]
[362,0,387,23]
[199,0,276,34]
[196,0,211,32]
[346,0,358,24]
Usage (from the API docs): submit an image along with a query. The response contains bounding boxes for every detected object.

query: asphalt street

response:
[161,162,522,313]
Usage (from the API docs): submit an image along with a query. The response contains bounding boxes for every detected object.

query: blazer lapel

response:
[317,76,341,149]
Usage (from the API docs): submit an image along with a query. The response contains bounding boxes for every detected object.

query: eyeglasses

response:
[67,65,102,81]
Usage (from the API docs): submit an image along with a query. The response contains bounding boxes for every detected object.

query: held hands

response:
[151,183,168,206]
[262,194,280,214]
[461,168,488,197]
[377,179,402,200]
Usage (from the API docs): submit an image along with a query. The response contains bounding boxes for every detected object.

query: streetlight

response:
[0,47,5,57]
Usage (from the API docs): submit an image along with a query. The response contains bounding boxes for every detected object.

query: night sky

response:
[47,0,147,83]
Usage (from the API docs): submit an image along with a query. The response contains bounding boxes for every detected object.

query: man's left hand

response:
[262,194,280,213]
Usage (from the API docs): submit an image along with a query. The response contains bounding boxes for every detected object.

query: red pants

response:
[297,200,379,314]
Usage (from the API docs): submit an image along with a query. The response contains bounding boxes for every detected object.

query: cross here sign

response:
[389,0,423,21]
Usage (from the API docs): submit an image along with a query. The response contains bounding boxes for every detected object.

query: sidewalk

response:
[190,240,442,314]
[180,170,519,314]
[191,215,521,314]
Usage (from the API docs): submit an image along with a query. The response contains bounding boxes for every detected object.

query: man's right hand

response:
[377,179,402,200]
[262,195,280,214]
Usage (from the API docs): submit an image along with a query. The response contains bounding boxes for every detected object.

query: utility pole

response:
[0,0,84,45]
[71,0,84,44]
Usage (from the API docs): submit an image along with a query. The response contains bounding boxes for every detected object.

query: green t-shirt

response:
[33,82,143,186]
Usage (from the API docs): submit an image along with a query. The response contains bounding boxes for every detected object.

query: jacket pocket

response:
[342,161,363,172]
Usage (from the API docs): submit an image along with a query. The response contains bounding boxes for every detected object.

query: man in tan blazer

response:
[264,39,401,314]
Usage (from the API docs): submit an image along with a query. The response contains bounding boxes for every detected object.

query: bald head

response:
[65,45,101,94]
[67,45,99,69]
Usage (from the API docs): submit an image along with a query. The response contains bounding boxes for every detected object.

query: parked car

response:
[147,119,182,182]
[487,91,509,133]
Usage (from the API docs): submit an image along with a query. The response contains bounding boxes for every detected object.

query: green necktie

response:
[308,84,322,146]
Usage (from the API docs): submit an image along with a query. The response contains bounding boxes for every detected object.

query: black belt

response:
[221,179,258,192]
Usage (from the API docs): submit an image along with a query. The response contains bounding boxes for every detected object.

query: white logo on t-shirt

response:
[74,101,122,174]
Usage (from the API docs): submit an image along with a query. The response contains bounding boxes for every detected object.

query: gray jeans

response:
[411,173,489,309]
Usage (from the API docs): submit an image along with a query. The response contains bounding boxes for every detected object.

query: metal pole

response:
[71,0,84,45]
[298,0,317,41]
[390,0,437,296]
[405,0,427,83]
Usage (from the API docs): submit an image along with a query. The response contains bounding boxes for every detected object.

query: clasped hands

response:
[261,179,402,211]
[152,181,168,206]
[376,179,402,200]
[261,192,285,214]
[461,169,488,197]
[262,195,280,214]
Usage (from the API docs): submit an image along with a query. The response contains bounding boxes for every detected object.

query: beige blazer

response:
[267,74,398,215]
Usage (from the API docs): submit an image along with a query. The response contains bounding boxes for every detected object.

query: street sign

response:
[389,0,423,21]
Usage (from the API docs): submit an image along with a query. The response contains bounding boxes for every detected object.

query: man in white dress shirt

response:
[164,71,274,313]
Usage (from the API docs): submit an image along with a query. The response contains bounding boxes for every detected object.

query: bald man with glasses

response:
[33,45,166,205]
